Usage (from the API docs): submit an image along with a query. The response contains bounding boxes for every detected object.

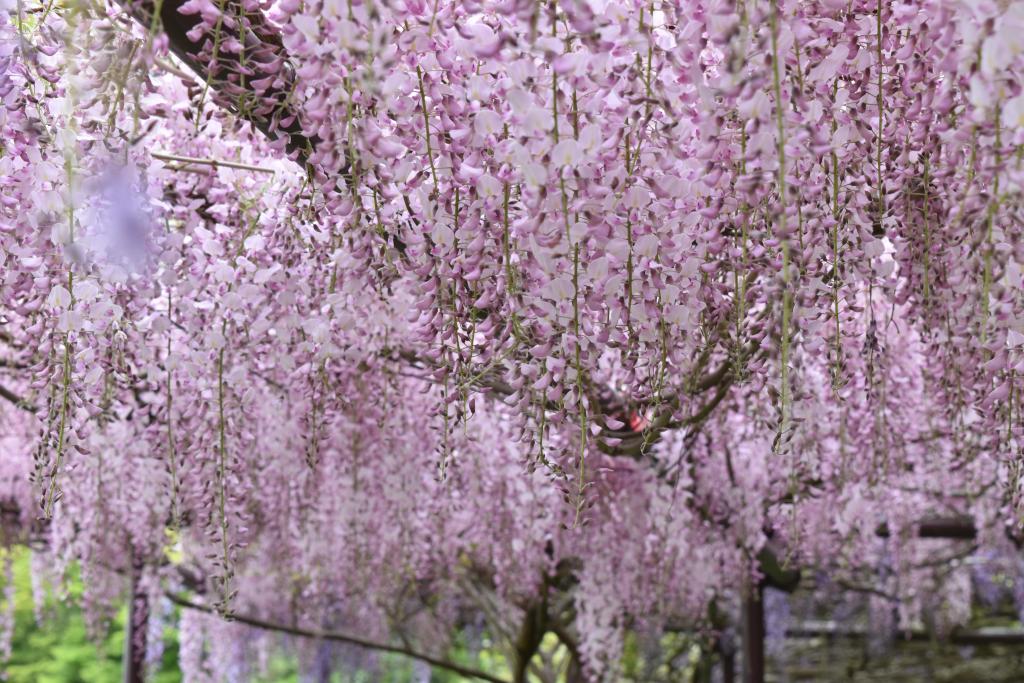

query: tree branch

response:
[875,517,977,540]
[120,0,315,161]
[0,383,35,413]
[166,593,511,683]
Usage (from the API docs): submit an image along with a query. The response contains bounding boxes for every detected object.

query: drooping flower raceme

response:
[1,0,1024,679]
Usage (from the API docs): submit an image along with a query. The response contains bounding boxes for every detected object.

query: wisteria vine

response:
[1,0,1024,680]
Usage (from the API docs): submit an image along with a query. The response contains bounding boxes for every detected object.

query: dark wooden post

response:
[742,583,765,683]
[707,597,737,683]
[722,646,736,683]
[123,553,149,683]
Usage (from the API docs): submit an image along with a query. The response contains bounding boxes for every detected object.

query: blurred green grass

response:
[1,546,180,682]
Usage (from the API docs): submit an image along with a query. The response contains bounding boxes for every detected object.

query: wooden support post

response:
[709,599,737,683]
[742,583,765,683]
[722,646,736,683]
[123,554,149,683]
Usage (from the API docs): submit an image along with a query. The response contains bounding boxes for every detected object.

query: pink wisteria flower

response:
[0,0,1023,680]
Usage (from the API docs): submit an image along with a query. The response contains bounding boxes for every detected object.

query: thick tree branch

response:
[120,0,314,160]
[875,517,977,540]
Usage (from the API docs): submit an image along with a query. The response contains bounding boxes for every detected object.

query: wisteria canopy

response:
[1,0,1023,680]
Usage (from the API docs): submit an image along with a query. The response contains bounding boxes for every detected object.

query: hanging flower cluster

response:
[2,0,1024,679]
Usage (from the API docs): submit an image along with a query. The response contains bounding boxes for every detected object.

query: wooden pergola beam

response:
[786,621,1024,646]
